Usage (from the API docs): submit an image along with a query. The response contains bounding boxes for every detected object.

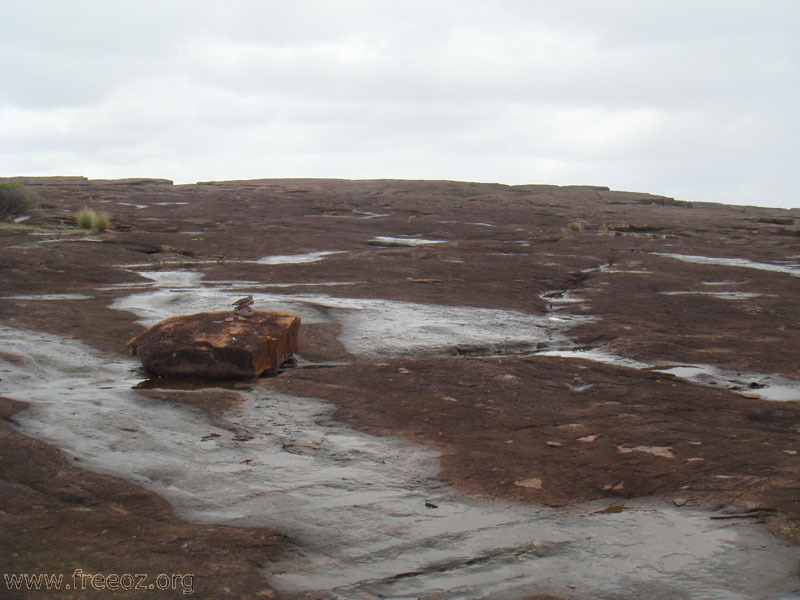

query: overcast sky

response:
[1,1,798,208]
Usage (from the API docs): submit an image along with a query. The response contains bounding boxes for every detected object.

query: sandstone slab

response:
[127,311,300,379]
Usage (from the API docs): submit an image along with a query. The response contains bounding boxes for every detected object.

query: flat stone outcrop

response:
[127,311,300,379]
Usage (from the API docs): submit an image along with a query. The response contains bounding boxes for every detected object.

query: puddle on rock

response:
[113,267,800,401]
[653,253,800,278]
[10,236,103,249]
[37,236,103,244]
[136,270,206,288]
[111,271,589,359]
[1,325,798,600]
[115,252,348,272]
[654,365,800,402]
[660,291,768,300]
[540,291,587,307]
[583,262,653,275]
[538,350,800,402]
[256,250,346,265]
[309,210,390,219]
[113,259,220,271]
[537,348,652,370]
[256,281,362,288]
[368,236,445,247]
[352,210,389,219]
[4,293,93,301]
[442,221,495,228]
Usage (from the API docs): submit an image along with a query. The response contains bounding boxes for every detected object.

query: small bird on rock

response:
[233,295,254,308]
[232,295,254,318]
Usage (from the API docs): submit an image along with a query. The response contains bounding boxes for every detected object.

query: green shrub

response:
[0,182,39,220]
[92,210,109,232]
[76,207,111,232]
[77,206,94,229]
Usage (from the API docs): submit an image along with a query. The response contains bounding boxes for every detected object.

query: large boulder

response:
[127,311,301,379]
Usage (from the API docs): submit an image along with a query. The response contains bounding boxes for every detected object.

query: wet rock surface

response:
[266,356,800,534]
[2,326,797,600]
[0,396,285,600]
[1,177,799,598]
[127,310,300,379]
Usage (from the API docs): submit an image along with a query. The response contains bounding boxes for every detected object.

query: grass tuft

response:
[92,210,109,232]
[77,206,94,229]
[565,221,583,232]
[76,207,111,232]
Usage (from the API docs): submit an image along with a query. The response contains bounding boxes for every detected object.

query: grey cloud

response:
[0,0,798,207]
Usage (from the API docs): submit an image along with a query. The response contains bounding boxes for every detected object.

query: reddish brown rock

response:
[607,223,664,232]
[758,216,794,225]
[127,311,300,379]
